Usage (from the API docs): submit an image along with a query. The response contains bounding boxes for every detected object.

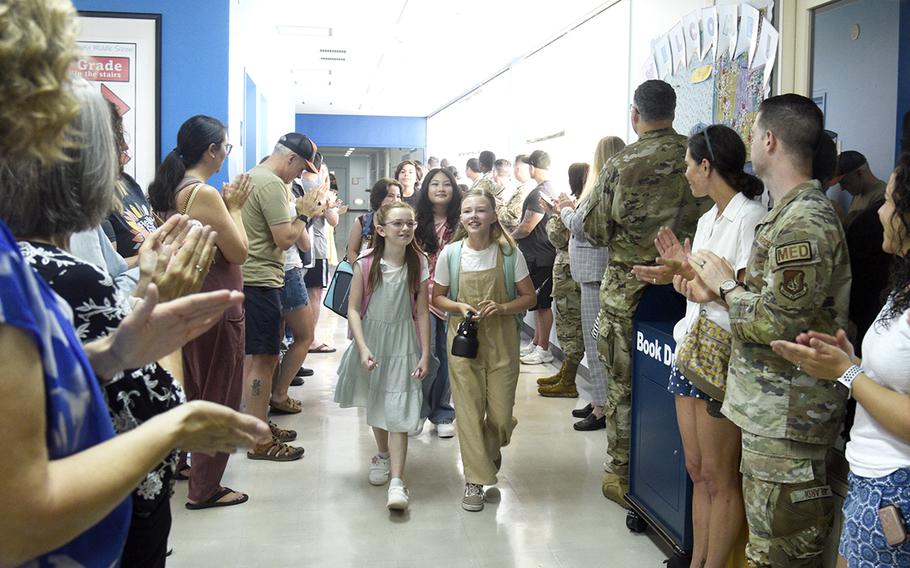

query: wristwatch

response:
[297,214,309,224]
[718,279,741,301]
[835,365,862,398]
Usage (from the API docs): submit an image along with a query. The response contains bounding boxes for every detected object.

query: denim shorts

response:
[280,267,309,314]
[839,468,910,567]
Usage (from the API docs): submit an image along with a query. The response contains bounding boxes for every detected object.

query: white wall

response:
[227,0,296,179]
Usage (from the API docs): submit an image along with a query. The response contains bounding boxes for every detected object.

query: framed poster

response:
[75,12,161,190]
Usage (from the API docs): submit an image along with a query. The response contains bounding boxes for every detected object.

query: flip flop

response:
[309,343,336,353]
[185,487,248,510]
[174,467,191,481]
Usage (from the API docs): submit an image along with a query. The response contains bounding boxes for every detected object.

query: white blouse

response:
[847,301,910,478]
[672,192,767,345]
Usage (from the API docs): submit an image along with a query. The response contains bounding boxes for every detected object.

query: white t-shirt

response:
[846,302,910,478]
[672,192,767,345]
[433,241,530,286]
[284,200,303,271]
[357,255,429,285]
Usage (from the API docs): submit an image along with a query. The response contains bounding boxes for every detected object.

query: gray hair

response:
[0,78,117,239]
[273,143,295,157]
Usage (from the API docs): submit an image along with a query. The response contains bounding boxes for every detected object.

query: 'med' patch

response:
[774,240,813,266]
[780,270,808,301]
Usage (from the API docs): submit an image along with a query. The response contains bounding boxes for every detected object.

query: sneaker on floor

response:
[520,342,537,356]
[462,483,485,512]
[435,422,455,438]
[369,454,391,486]
[408,418,425,437]
[521,346,554,365]
[387,480,409,511]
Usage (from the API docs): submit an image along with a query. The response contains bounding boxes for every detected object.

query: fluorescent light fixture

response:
[277,25,332,37]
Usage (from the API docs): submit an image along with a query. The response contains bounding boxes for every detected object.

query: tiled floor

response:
[167,311,670,567]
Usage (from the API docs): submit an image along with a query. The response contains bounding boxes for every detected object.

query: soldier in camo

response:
[688,94,850,567]
[583,80,708,506]
[499,155,534,233]
[536,211,584,397]
[469,150,503,196]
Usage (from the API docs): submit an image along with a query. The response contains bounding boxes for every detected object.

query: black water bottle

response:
[451,312,479,359]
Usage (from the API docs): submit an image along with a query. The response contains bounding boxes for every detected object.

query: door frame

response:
[777,0,840,96]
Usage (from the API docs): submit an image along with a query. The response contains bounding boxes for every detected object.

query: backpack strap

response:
[357,248,374,318]
[503,247,516,301]
[446,240,463,301]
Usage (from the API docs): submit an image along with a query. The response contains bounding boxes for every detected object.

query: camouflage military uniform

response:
[546,214,583,363]
[499,183,526,234]
[724,180,851,568]
[470,172,502,196]
[582,128,707,480]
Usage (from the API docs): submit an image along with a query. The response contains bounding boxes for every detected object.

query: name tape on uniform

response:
[789,485,832,504]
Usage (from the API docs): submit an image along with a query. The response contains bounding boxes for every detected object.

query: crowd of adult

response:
[2,1,910,568]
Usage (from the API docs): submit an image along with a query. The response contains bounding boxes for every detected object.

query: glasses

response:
[224,143,233,156]
[382,220,417,230]
[699,126,717,164]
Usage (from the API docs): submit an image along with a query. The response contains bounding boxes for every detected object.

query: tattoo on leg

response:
[251,379,262,396]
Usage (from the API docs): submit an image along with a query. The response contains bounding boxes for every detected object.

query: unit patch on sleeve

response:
[780,270,808,301]
[774,240,813,266]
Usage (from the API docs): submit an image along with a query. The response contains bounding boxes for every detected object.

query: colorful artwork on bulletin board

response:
[647,2,777,158]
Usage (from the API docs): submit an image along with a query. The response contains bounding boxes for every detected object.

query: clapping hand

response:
[222,173,254,212]
[136,214,191,299]
[296,181,330,218]
[672,273,718,303]
[108,283,244,372]
[139,222,218,302]
[770,328,854,380]
[688,250,735,295]
[555,193,576,211]
[631,227,693,285]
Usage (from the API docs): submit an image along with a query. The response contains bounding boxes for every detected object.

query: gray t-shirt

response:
[298,177,329,259]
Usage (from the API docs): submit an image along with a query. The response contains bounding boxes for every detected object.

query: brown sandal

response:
[269,397,302,415]
[247,439,305,462]
[268,421,297,443]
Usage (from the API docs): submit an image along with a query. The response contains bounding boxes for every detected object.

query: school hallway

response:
[167,310,669,567]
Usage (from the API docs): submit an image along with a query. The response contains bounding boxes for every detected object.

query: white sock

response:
[389,477,404,488]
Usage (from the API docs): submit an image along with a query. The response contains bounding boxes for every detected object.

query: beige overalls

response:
[447,249,520,486]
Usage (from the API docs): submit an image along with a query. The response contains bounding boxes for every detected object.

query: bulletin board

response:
[643,2,778,158]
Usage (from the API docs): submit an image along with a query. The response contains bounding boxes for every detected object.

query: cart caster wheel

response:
[626,510,647,533]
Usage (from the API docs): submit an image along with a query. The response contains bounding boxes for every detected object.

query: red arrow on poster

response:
[101,83,131,116]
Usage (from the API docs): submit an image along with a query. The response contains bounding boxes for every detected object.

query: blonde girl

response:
[335,202,431,511]
[432,189,536,511]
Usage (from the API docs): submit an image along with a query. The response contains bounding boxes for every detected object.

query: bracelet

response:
[297,214,309,223]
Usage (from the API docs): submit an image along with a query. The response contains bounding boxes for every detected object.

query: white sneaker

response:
[408,418,425,437]
[521,346,554,365]
[387,479,409,511]
[369,454,390,486]
[436,422,455,438]
[483,486,501,502]
[520,342,537,356]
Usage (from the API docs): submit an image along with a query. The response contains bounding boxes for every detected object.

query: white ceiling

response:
[241,0,611,117]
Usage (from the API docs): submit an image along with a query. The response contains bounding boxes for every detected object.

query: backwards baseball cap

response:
[528,149,551,170]
[278,133,319,174]
[835,150,867,177]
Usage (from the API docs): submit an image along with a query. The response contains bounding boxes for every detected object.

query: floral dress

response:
[20,241,185,512]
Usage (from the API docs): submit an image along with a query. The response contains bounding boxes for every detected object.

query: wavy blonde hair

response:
[0,0,80,164]
[451,189,517,255]
[580,136,626,201]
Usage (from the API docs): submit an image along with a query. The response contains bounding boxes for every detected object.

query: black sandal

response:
[185,487,249,510]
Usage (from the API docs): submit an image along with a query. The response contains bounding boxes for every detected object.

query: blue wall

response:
[812,0,900,180]
[73,0,230,188]
[296,114,426,149]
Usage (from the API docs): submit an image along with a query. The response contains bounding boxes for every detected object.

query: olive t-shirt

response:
[241,165,293,288]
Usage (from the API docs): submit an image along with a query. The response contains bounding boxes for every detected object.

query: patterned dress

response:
[20,242,184,511]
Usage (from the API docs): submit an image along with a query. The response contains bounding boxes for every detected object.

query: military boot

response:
[601,472,630,509]
[538,360,579,397]
[536,361,564,386]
